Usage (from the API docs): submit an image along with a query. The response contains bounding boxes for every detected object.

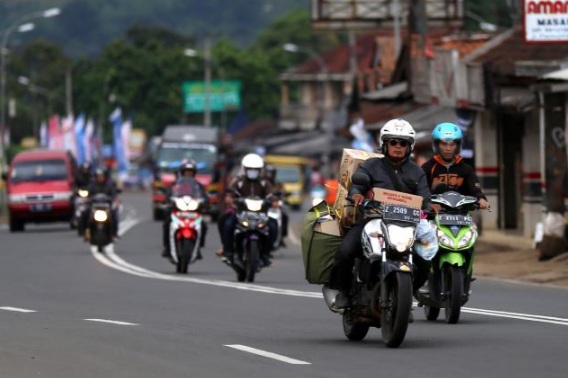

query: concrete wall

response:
[521,109,544,238]
[474,111,498,229]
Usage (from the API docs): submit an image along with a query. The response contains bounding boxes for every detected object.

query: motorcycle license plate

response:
[30,203,51,212]
[382,205,420,223]
[438,214,473,226]
[177,212,198,219]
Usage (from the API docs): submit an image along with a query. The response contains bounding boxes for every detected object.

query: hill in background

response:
[1,0,307,57]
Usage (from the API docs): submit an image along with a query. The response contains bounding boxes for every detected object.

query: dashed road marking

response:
[0,306,37,313]
[225,344,311,365]
[84,318,139,326]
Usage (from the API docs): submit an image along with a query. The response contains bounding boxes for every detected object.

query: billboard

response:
[524,0,568,43]
[182,80,241,113]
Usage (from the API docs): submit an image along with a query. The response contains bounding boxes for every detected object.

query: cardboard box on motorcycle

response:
[338,149,383,190]
[335,149,382,229]
[333,178,423,230]
[333,184,358,229]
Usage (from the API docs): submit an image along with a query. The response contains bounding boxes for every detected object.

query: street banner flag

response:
[74,113,86,164]
[84,118,94,163]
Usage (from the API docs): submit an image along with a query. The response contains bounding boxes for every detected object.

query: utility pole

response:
[65,67,73,116]
[406,0,428,92]
[203,37,211,127]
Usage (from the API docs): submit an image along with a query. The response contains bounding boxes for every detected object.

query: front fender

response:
[439,252,466,267]
[381,260,413,278]
[179,228,195,239]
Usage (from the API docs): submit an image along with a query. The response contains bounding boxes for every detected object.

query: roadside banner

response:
[74,113,86,164]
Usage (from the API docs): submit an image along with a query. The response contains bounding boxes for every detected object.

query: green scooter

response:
[415,190,480,324]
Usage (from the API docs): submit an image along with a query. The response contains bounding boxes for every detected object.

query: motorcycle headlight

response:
[175,197,199,211]
[457,230,475,249]
[245,199,263,212]
[437,229,454,248]
[385,224,415,253]
[78,189,89,198]
[185,198,199,211]
[242,220,249,227]
[94,210,108,222]
[175,198,188,211]
[258,221,265,228]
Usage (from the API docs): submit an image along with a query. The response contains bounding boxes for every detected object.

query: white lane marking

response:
[84,318,139,326]
[94,217,568,328]
[0,306,37,313]
[225,344,311,365]
[103,246,321,297]
[461,307,568,326]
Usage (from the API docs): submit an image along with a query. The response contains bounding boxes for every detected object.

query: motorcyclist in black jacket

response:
[75,162,92,187]
[323,119,432,309]
[161,160,209,258]
[221,153,277,268]
[82,168,120,240]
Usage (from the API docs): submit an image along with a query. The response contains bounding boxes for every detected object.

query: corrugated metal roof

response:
[362,82,408,100]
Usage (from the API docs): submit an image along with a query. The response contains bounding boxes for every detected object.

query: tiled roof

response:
[436,35,492,57]
[472,26,568,76]
[292,33,379,75]
[360,100,426,127]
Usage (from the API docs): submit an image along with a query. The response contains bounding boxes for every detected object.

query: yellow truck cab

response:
[264,155,309,211]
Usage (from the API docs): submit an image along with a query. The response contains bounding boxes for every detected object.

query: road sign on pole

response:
[182,80,241,113]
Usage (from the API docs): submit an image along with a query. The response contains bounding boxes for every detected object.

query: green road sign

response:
[182,80,241,113]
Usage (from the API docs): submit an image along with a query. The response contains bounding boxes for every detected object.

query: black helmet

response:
[94,167,105,181]
[178,160,197,176]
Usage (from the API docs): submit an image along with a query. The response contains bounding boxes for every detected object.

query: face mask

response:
[246,169,260,180]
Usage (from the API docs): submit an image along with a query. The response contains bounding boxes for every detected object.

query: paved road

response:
[0,192,566,377]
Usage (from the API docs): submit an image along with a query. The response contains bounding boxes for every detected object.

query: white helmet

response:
[241,153,264,180]
[379,118,416,156]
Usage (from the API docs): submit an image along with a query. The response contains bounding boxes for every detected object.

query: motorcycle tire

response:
[381,272,413,348]
[177,238,195,274]
[342,310,369,341]
[245,239,260,283]
[424,305,440,321]
[444,265,464,324]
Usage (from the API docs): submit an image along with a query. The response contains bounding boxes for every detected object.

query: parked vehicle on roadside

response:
[1,149,77,232]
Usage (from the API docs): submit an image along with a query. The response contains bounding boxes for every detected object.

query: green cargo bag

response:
[301,201,344,284]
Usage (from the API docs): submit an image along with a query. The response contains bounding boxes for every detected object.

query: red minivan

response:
[2,149,77,232]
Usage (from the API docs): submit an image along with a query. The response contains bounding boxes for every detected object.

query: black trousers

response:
[328,222,364,292]
[328,221,430,294]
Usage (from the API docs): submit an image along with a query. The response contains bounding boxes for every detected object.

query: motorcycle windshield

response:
[172,178,201,198]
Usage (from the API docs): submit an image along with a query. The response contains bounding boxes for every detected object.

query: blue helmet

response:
[432,122,463,154]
